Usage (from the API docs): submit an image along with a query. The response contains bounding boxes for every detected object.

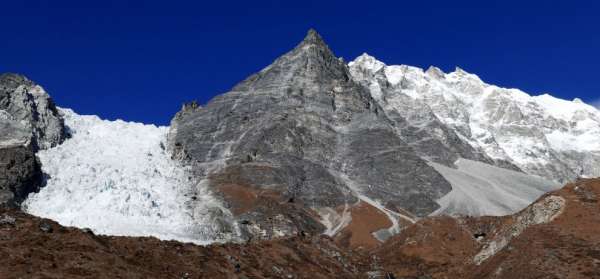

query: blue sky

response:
[1,0,599,124]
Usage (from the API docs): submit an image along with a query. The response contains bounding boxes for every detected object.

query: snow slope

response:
[430,159,560,216]
[23,109,234,244]
[349,54,600,183]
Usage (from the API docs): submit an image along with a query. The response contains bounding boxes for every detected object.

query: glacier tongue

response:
[22,108,234,244]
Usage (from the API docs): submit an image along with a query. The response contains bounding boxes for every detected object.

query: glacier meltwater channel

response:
[22,109,232,244]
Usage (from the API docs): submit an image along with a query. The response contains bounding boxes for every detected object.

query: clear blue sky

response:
[2,1,599,125]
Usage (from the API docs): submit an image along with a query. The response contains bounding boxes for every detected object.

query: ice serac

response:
[349,55,600,183]
[23,109,235,244]
[0,74,66,206]
[168,29,452,241]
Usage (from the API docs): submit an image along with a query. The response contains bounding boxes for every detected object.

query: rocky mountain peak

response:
[301,28,326,46]
[232,28,349,92]
[167,29,455,243]
[290,28,346,79]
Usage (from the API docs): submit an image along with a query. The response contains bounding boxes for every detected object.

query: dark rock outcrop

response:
[0,145,42,207]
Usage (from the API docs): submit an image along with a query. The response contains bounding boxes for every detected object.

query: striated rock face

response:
[168,29,452,241]
[0,73,66,206]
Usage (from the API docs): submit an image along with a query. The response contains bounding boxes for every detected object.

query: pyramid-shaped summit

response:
[301,28,326,45]
[167,29,452,243]
[232,28,348,92]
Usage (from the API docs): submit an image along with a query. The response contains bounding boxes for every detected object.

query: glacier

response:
[22,108,236,244]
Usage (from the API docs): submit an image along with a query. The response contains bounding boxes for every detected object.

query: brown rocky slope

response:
[1,178,599,278]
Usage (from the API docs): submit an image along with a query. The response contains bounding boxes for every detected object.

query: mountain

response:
[167,29,462,243]
[165,29,567,244]
[1,29,598,249]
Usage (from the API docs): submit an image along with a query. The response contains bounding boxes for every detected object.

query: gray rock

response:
[0,73,66,150]
[168,29,452,240]
[0,73,66,207]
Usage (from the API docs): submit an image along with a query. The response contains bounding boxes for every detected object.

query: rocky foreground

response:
[1,178,599,279]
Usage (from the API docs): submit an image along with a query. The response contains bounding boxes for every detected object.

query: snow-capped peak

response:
[425,66,445,79]
[348,53,385,73]
[349,54,600,183]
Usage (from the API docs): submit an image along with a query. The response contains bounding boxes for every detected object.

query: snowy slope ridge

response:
[349,54,600,183]
[22,108,236,244]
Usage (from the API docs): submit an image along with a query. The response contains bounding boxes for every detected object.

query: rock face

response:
[168,30,452,241]
[0,73,65,150]
[0,146,42,206]
[0,73,66,206]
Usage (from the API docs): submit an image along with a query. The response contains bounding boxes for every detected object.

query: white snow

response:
[348,53,385,73]
[22,108,231,245]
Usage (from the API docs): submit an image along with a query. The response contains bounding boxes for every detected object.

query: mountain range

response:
[1,29,599,278]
